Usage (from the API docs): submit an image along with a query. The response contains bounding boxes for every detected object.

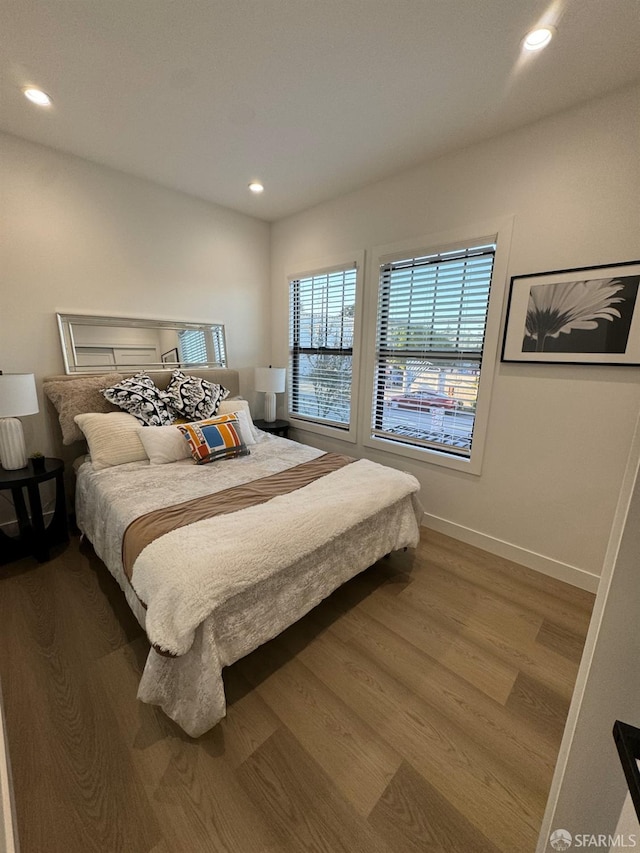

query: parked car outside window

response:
[389,390,458,411]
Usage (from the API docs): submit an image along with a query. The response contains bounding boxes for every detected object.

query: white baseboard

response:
[0,508,54,538]
[422,512,600,594]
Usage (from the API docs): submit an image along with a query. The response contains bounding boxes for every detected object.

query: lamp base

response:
[263,392,277,423]
[0,418,28,470]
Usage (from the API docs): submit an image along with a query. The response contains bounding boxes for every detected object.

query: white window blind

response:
[289,266,357,429]
[178,328,226,367]
[372,242,496,457]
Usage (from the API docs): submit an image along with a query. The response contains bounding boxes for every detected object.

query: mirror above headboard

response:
[57,313,227,374]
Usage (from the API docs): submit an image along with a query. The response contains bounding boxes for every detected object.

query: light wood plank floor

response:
[0,528,594,853]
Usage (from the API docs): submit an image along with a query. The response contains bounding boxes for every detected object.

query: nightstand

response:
[254,419,290,439]
[0,458,69,565]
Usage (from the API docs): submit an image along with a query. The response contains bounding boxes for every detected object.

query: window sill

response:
[288,416,357,444]
[362,433,482,475]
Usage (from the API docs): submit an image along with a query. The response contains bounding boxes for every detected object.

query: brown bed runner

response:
[122,452,354,580]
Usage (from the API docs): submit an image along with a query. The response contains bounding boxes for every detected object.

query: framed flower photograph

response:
[501,260,640,364]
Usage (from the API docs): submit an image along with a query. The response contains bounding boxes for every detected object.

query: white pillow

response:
[137,407,256,465]
[137,424,191,465]
[217,399,259,443]
[221,407,256,446]
[74,412,148,470]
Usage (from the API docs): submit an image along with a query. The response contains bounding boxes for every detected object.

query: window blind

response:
[178,327,226,367]
[289,266,356,428]
[372,243,495,457]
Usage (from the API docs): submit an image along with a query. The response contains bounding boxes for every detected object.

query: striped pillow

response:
[177,414,249,464]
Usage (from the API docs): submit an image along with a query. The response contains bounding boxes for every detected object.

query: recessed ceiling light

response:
[248,181,264,194]
[23,87,53,107]
[523,26,556,51]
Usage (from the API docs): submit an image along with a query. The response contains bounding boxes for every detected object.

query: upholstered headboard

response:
[43,368,240,508]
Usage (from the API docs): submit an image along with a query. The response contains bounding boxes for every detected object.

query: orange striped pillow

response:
[177,414,249,464]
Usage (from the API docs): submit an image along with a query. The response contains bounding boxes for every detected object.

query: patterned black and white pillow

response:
[164,370,229,421]
[101,373,174,426]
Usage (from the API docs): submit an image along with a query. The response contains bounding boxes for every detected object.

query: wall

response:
[0,132,271,461]
[270,84,640,586]
[537,408,640,850]
[610,795,639,851]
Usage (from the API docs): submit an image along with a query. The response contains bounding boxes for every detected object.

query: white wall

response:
[537,410,640,850]
[610,795,639,851]
[270,84,640,585]
[0,131,271,459]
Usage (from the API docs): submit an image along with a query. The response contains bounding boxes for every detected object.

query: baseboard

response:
[0,509,54,538]
[422,512,600,593]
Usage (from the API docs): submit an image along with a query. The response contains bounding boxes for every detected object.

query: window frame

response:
[360,219,513,474]
[287,251,365,443]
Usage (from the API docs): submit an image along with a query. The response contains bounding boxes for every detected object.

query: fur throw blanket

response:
[132,458,420,656]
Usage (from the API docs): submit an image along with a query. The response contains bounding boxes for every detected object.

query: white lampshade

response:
[0,374,38,417]
[254,367,286,394]
[255,367,286,423]
[0,374,39,470]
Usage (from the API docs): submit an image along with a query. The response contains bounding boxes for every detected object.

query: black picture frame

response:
[613,720,640,821]
[501,260,640,365]
[161,348,179,365]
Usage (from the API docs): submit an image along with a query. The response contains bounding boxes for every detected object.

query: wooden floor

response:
[0,529,594,853]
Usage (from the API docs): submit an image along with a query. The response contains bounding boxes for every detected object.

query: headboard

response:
[43,369,240,509]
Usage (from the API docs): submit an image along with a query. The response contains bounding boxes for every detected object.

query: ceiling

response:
[1,0,639,221]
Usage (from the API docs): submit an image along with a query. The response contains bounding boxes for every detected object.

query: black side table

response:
[0,458,69,565]
[254,419,290,439]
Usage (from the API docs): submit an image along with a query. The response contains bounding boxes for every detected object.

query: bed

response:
[44,368,421,736]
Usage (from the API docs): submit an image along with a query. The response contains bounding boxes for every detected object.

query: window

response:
[372,241,496,459]
[178,327,226,367]
[289,264,357,430]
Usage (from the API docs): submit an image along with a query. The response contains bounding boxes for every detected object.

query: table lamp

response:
[255,366,286,423]
[0,373,39,470]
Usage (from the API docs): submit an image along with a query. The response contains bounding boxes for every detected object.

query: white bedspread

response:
[76,434,421,736]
